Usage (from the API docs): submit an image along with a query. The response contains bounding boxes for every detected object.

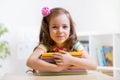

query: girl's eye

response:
[52,26,58,29]
[63,26,68,29]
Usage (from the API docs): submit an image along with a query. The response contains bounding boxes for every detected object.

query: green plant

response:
[0,23,10,60]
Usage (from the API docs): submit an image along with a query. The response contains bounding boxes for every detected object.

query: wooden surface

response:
[1,71,114,80]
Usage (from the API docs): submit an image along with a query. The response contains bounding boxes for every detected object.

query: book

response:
[96,47,106,66]
[102,46,113,66]
[41,51,82,59]
[37,69,88,76]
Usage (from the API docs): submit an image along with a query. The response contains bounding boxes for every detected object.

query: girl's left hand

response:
[52,50,73,66]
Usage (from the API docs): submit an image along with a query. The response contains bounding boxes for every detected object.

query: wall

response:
[0,0,119,75]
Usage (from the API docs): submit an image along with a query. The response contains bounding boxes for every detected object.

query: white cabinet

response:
[77,33,120,79]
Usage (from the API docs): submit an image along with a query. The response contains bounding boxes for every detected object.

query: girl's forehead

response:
[51,13,68,18]
[49,14,70,24]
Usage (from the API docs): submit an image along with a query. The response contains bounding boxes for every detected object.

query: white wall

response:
[0,0,120,75]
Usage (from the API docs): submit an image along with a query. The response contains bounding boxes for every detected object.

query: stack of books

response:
[39,52,88,76]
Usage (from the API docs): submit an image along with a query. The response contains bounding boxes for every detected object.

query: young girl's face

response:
[49,14,70,47]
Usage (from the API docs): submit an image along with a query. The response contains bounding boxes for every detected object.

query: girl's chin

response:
[56,42,64,44]
[55,41,65,44]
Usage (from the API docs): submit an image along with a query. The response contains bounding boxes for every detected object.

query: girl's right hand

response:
[52,50,73,66]
[51,62,68,72]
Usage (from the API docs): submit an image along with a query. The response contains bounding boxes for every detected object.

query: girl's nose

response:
[58,27,63,33]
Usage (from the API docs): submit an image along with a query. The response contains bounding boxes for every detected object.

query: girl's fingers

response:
[54,59,62,63]
[54,57,64,66]
[52,53,62,59]
[56,62,63,65]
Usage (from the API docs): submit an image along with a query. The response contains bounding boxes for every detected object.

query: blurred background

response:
[0,0,119,76]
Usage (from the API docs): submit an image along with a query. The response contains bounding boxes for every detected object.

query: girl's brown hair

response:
[37,7,77,51]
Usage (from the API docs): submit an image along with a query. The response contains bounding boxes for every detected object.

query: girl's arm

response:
[26,48,67,72]
[52,50,97,70]
[68,50,97,70]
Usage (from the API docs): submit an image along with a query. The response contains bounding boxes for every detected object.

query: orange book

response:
[41,51,82,59]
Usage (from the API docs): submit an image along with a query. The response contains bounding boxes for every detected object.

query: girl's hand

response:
[65,65,84,70]
[54,64,68,72]
[52,50,73,66]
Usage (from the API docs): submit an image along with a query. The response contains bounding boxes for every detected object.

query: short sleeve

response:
[38,44,48,53]
[73,42,84,51]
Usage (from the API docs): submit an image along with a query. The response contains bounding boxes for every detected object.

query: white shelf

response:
[97,66,120,71]
[77,33,120,79]
[97,66,114,71]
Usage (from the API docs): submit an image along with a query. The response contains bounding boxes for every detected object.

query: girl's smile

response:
[56,35,65,41]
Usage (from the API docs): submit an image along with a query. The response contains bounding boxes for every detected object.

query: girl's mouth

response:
[56,36,64,38]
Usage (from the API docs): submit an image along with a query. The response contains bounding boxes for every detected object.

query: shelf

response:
[97,66,114,71]
[77,33,120,79]
[97,66,120,71]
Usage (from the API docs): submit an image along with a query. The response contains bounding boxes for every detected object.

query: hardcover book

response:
[102,46,113,66]
[38,69,87,76]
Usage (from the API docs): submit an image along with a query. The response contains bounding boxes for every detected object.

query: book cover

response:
[41,52,82,59]
[96,47,106,66]
[38,69,87,76]
[102,46,113,66]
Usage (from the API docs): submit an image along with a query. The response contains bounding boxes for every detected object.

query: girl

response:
[26,7,97,72]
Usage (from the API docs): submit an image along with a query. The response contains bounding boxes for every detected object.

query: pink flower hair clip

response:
[41,7,50,17]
